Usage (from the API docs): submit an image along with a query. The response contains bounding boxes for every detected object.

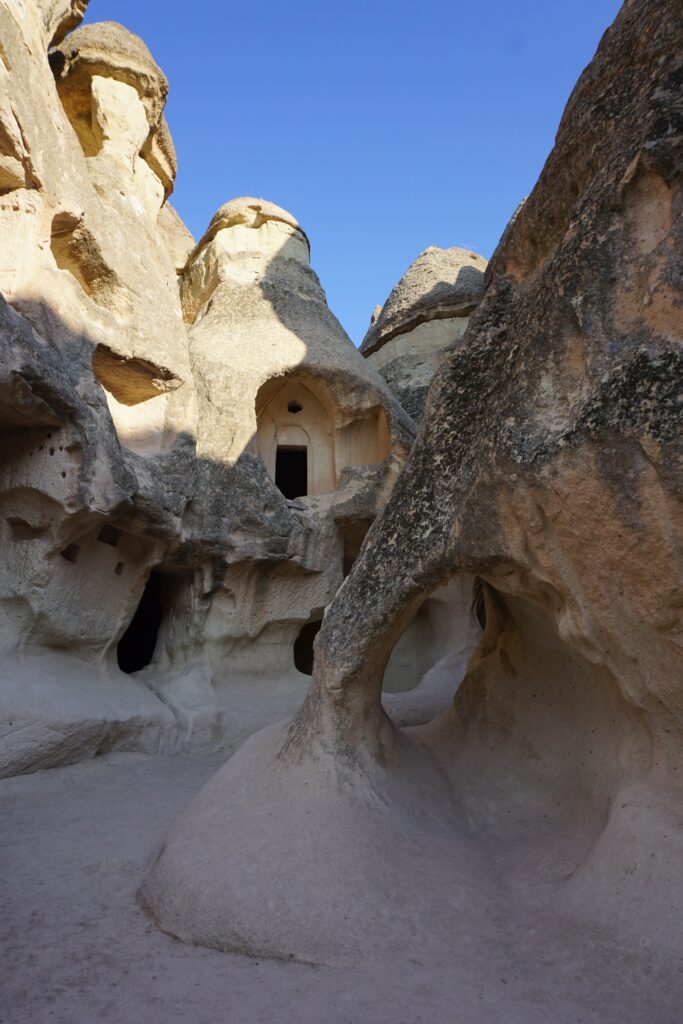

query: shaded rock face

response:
[141,0,683,965]
[0,2,417,776]
[360,246,487,420]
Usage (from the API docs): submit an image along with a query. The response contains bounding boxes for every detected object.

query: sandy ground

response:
[2,751,681,1024]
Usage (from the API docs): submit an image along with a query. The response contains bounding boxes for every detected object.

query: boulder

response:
[50,21,169,136]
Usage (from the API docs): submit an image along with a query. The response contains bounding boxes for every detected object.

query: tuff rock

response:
[1,1,477,777]
[140,0,683,966]
[2,0,682,992]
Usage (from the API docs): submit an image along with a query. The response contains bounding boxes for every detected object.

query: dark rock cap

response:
[50,21,169,128]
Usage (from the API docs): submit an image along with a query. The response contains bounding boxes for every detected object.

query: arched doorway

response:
[256,377,335,496]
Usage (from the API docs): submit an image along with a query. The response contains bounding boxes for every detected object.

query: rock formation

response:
[0,2,436,777]
[140,0,683,966]
[143,194,426,742]
[361,246,487,420]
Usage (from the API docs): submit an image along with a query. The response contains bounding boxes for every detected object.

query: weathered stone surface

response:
[0,1,198,774]
[141,0,683,965]
[361,246,487,357]
[361,246,487,419]
[198,196,310,248]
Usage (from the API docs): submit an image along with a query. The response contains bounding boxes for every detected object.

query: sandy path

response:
[2,752,680,1024]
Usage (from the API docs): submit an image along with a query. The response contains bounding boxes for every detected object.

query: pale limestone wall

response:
[145,198,415,725]
[0,7,193,674]
[102,390,170,457]
[366,316,468,373]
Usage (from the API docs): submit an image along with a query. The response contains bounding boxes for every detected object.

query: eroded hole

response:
[114,562,124,576]
[287,400,303,414]
[275,446,307,499]
[92,344,181,406]
[472,576,486,630]
[60,543,80,563]
[50,213,123,306]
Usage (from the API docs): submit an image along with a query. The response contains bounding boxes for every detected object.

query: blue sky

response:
[83,1,621,344]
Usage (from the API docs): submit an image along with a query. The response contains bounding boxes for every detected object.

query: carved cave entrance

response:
[117,571,163,674]
[294,618,323,675]
[275,445,308,499]
[256,376,336,498]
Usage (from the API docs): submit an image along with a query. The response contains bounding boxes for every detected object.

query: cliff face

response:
[140,0,683,964]
[0,2,414,776]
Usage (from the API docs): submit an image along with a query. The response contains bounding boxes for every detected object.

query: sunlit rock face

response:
[140,0,683,968]
[0,5,428,776]
[361,246,487,420]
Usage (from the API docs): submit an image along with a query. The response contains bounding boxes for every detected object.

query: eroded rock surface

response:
[141,0,683,965]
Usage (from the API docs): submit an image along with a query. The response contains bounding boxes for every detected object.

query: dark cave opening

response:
[275,445,308,499]
[117,571,163,674]
[471,576,487,631]
[294,618,322,675]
